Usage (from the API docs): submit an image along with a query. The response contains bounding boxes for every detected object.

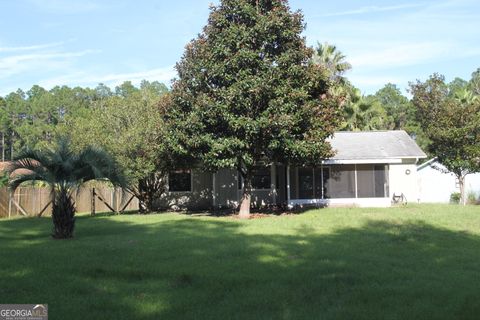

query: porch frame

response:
[286,161,391,208]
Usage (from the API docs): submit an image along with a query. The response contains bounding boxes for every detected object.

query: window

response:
[238,167,272,190]
[252,167,271,189]
[168,170,192,192]
[298,168,314,199]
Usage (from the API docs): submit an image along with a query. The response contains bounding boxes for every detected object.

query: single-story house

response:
[156,130,427,210]
[417,158,480,203]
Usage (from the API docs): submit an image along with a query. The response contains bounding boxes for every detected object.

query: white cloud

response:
[348,74,408,87]
[349,42,455,69]
[318,3,427,17]
[38,66,176,89]
[0,41,64,53]
[26,0,104,14]
[0,50,100,79]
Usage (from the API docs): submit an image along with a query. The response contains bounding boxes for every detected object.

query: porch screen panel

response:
[289,168,298,199]
[328,165,355,198]
[298,168,314,199]
[314,168,329,199]
[374,165,388,197]
[357,164,375,198]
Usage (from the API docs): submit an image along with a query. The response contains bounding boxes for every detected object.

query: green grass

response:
[1,204,480,319]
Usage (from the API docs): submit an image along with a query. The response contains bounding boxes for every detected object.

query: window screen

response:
[169,170,192,192]
[252,167,271,189]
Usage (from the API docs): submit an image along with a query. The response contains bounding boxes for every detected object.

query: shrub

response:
[466,191,479,205]
[450,192,461,204]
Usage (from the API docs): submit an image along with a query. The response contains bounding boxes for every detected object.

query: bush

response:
[0,173,8,187]
[467,191,479,205]
[450,192,461,204]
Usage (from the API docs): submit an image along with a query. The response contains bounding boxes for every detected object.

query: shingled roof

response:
[327,130,427,161]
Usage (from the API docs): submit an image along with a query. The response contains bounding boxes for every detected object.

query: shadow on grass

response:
[0,215,479,319]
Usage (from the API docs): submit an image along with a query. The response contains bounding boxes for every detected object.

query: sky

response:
[0,0,479,96]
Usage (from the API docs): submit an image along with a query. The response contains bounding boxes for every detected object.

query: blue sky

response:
[0,0,479,96]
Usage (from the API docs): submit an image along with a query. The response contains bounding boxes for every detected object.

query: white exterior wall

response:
[389,163,420,203]
[467,174,480,198]
[418,162,480,203]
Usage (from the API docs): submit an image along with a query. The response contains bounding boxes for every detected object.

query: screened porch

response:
[287,164,389,205]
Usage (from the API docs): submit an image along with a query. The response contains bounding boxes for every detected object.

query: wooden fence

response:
[0,186,139,218]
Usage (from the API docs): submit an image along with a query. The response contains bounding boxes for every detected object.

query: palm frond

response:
[8,172,51,192]
[7,138,126,193]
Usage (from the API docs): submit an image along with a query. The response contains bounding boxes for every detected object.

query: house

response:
[156,130,427,210]
[417,158,480,203]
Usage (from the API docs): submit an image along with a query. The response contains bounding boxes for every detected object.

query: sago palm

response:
[7,139,125,239]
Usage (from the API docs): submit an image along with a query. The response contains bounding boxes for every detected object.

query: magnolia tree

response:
[410,74,480,205]
[169,0,342,217]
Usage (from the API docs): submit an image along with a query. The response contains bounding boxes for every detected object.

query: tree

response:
[0,97,7,161]
[2,85,97,158]
[448,77,468,95]
[6,139,124,238]
[312,42,351,80]
[311,42,351,108]
[70,81,175,213]
[340,87,391,131]
[371,84,431,153]
[169,0,341,218]
[374,84,409,129]
[410,74,480,205]
[3,89,27,160]
[469,68,480,95]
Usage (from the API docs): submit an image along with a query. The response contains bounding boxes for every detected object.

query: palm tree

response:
[6,139,125,239]
[454,88,478,105]
[341,88,391,131]
[312,42,352,78]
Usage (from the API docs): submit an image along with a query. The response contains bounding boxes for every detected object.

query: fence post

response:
[113,187,118,213]
[8,190,12,219]
[91,188,96,216]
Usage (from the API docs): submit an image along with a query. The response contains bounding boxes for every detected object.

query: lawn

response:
[1,204,480,319]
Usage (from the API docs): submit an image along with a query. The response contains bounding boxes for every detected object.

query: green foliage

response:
[450,192,460,204]
[170,0,341,216]
[340,87,390,131]
[469,68,480,95]
[1,85,97,159]
[466,191,478,205]
[312,42,352,80]
[6,138,125,238]
[410,73,480,204]
[70,81,173,212]
[0,172,8,187]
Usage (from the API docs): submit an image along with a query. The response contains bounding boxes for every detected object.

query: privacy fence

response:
[0,186,139,218]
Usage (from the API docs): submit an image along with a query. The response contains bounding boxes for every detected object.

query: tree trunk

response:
[51,188,76,239]
[458,175,466,206]
[239,175,252,219]
[1,132,4,162]
[134,173,166,214]
[10,131,14,160]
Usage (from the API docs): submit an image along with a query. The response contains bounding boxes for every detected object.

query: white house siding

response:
[156,170,213,210]
[214,168,239,208]
[418,161,480,203]
[388,162,420,203]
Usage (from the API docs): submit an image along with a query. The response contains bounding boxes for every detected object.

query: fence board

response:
[0,186,139,218]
